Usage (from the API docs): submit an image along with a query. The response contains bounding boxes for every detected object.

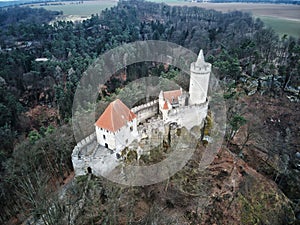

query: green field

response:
[41,4,114,16]
[259,16,300,38]
[31,1,117,17]
[165,2,300,38]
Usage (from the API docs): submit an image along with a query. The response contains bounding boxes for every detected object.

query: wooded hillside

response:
[0,1,299,224]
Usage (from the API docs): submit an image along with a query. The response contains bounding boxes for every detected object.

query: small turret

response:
[178,88,189,107]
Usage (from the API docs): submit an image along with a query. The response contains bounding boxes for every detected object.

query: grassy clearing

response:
[259,16,300,38]
[42,4,114,16]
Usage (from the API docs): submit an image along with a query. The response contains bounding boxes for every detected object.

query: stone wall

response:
[166,101,209,130]
[131,100,159,124]
[72,132,96,176]
[72,133,96,155]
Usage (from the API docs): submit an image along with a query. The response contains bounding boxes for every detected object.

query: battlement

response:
[168,101,208,117]
[131,100,159,124]
[166,101,209,130]
[72,132,96,160]
[190,49,211,74]
[131,100,158,114]
[190,61,211,74]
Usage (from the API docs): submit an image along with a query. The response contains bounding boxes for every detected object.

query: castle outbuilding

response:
[95,99,138,151]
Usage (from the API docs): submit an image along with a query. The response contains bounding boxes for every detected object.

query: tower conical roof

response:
[195,49,205,66]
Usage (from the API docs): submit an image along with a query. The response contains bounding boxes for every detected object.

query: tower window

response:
[103,134,106,140]
[130,126,133,132]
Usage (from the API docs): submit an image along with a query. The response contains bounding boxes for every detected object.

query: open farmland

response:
[29,1,300,37]
[30,0,118,22]
[165,2,300,37]
[166,2,300,20]
[259,16,300,37]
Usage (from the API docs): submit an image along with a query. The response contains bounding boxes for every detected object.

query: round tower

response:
[189,49,211,105]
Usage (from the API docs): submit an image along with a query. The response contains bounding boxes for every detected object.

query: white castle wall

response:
[96,126,116,150]
[166,102,208,130]
[131,100,158,124]
[72,133,97,176]
[95,118,138,151]
[115,118,138,151]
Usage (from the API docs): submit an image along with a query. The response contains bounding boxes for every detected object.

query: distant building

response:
[95,99,138,151]
[35,58,49,62]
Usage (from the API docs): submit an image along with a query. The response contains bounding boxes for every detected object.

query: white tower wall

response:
[189,49,211,105]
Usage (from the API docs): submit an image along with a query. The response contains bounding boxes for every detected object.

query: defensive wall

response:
[131,100,159,124]
[72,132,97,176]
[166,101,209,130]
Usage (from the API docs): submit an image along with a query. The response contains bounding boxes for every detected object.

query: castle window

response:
[103,134,106,140]
[130,126,133,132]
[87,167,92,174]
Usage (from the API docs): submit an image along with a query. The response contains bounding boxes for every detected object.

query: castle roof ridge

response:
[95,99,136,132]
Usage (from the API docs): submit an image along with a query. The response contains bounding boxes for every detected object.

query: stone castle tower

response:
[189,49,211,105]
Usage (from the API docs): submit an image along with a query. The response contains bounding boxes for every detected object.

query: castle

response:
[72,49,211,176]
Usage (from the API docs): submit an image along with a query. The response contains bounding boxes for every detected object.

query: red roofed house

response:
[159,88,188,120]
[95,99,138,150]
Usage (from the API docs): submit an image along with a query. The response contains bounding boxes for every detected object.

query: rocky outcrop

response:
[70,146,295,225]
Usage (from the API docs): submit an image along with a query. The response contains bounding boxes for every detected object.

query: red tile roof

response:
[163,89,182,104]
[163,101,169,110]
[95,99,136,132]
